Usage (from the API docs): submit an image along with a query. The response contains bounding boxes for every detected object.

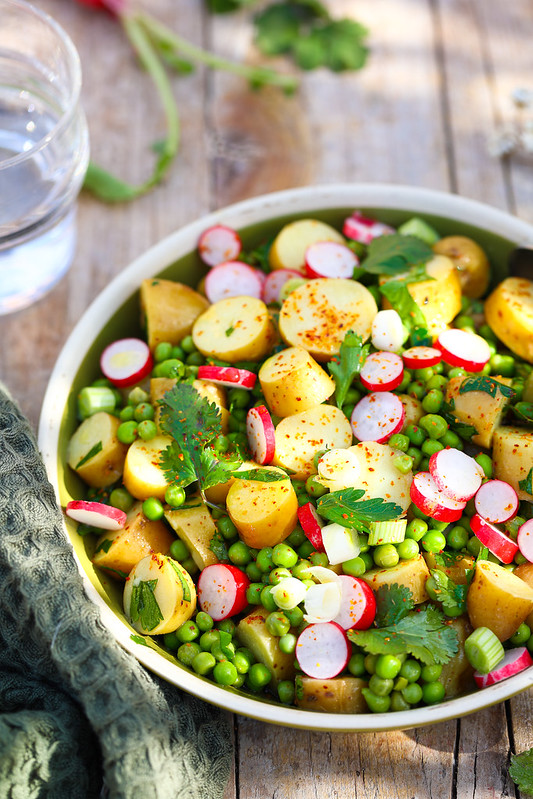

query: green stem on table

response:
[138,12,299,93]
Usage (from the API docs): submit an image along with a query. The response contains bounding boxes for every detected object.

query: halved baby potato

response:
[467,560,533,641]
[361,555,430,604]
[269,218,345,275]
[258,346,335,418]
[484,277,533,363]
[123,435,173,500]
[279,278,377,361]
[236,606,296,684]
[164,498,218,570]
[295,676,368,713]
[433,235,490,298]
[67,411,128,488]
[492,426,533,501]
[445,375,512,449]
[192,296,276,362]
[123,553,196,635]
[140,278,209,351]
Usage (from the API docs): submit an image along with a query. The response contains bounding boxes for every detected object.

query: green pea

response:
[422,389,444,414]
[388,433,410,452]
[163,631,179,651]
[177,621,199,643]
[142,496,164,521]
[76,523,100,537]
[177,642,202,667]
[154,341,173,362]
[342,556,367,577]
[195,611,214,632]
[272,543,298,569]
[128,386,149,405]
[406,381,425,400]
[192,651,216,675]
[233,650,252,674]
[305,475,328,498]
[228,388,250,409]
[375,654,402,680]
[279,633,297,654]
[358,534,370,553]
[396,538,419,560]
[278,680,296,705]
[265,611,291,637]
[247,663,272,691]
[373,544,400,568]
[109,487,134,513]
[421,530,446,554]
[169,538,189,561]
[134,402,155,422]
[180,335,197,354]
[475,453,493,478]
[199,630,220,651]
[414,366,435,383]
[159,359,185,379]
[213,661,238,686]
[510,623,531,646]
[286,526,306,548]
[478,323,497,342]
[364,654,379,675]
[246,583,263,605]
[345,387,362,405]
[447,525,469,551]
[443,602,464,618]
[447,367,467,379]
[490,353,515,377]
[419,413,448,440]
[117,420,138,444]
[211,638,235,662]
[467,535,483,556]
[360,552,375,571]
[422,681,445,705]
[401,682,423,705]
[309,552,329,568]
[390,691,411,712]
[368,674,394,696]
[429,519,449,532]
[440,430,463,450]
[231,407,248,423]
[137,419,158,440]
[393,454,414,474]
[454,315,475,331]
[348,652,367,677]
[341,403,355,420]
[406,447,423,468]
[217,515,238,541]
[420,664,442,682]
[361,688,391,713]
[396,371,412,393]
[269,567,292,585]
[406,519,428,542]
[165,485,186,508]
[181,557,199,576]
[527,634,533,654]
[405,424,426,447]
[260,585,278,612]
[421,438,444,456]
[291,559,312,581]
[228,541,252,567]
[400,659,422,683]
[255,547,274,573]
[426,375,448,391]
[246,562,262,582]
[119,405,135,422]
[284,606,304,628]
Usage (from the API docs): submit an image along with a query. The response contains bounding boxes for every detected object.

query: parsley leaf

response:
[441,400,477,442]
[327,330,369,408]
[429,569,468,615]
[210,528,230,562]
[511,402,533,424]
[348,606,459,665]
[234,469,288,482]
[519,468,533,495]
[459,375,515,399]
[129,579,164,632]
[510,748,533,794]
[316,488,403,534]
[379,279,431,345]
[361,234,434,276]
[374,584,414,627]
[76,441,103,469]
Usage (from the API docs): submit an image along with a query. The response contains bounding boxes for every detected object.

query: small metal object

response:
[508,246,533,279]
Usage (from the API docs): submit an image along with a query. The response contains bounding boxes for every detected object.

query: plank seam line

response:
[429,0,457,194]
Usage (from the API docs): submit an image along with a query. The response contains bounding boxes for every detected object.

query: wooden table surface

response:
[3,1,533,796]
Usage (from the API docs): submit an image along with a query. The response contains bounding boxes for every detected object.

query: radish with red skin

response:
[246,405,276,465]
[474,480,519,524]
[350,392,405,443]
[204,261,263,303]
[359,351,404,392]
[262,269,302,305]
[197,563,250,621]
[304,241,359,279]
[333,575,376,631]
[474,647,533,688]
[297,502,325,552]
[517,519,533,563]
[410,472,466,522]
[198,225,242,267]
[65,500,127,531]
[435,328,491,372]
[296,621,351,679]
[100,338,153,388]
[469,513,519,564]
[429,448,484,503]
[197,365,256,390]
[402,346,442,369]
[342,211,395,244]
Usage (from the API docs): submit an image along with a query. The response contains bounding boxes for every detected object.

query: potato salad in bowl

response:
[39,184,533,731]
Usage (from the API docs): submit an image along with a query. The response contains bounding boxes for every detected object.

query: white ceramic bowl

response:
[39,183,533,731]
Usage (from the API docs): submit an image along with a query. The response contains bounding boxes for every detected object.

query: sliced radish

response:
[474,647,533,688]
[262,268,302,305]
[469,513,519,564]
[204,261,264,303]
[350,392,405,443]
[100,338,153,389]
[343,211,395,245]
[65,500,127,531]
[410,472,467,522]
[333,575,376,631]
[517,519,533,563]
[198,224,242,267]
[474,480,519,524]
[304,241,358,279]
[252,268,267,287]
[297,502,325,552]
[402,346,442,369]
[321,523,361,565]
[429,448,484,503]
[197,365,256,390]
[197,563,250,621]
[371,309,406,353]
[296,621,350,679]
[246,405,275,465]
[435,328,491,372]
[360,351,404,392]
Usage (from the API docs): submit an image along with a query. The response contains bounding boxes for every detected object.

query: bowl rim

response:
[38,182,533,732]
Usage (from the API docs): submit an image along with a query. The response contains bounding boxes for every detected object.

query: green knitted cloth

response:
[0,385,233,798]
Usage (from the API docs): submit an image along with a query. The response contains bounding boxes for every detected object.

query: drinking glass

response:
[0,0,89,314]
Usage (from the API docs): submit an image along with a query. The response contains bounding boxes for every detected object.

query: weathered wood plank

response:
[455,705,516,798]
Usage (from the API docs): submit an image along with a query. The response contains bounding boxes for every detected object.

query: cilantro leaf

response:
[519,468,533,495]
[159,439,197,488]
[379,279,430,346]
[235,469,288,482]
[94,538,113,555]
[361,234,434,276]
[459,375,515,399]
[130,633,151,647]
[210,528,230,562]
[374,584,414,627]
[429,569,468,615]
[76,441,103,469]
[510,748,533,794]
[348,606,459,665]
[129,579,164,632]
[316,488,403,534]
[159,382,222,447]
[327,330,369,408]
[200,448,240,492]
[441,401,477,442]
[511,402,533,424]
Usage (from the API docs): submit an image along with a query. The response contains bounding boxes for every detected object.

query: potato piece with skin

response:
[295,676,368,713]
[235,606,296,684]
[513,563,533,628]
[123,435,173,501]
[467,560,533,641]
[279,278,377,362]
[433,235,490,299]
[140,278,209,351]
[67,412,128,488]
[492,426,533,501]
[398,394,423,429]
[272,405,353,480]
[438,616,475,699]
[269,218,345,275]
[424,551,475,586]
[348,441,413,512]
[92,500,174,579]
[192,296,275,363]
[445,375,513,450]
[361,555,429,604]
[164,498,218,570]
[151,377,229,434]
[123,553,196,635]
[484,277,533,363]
[259,346,335,418]
[226,467,298,548]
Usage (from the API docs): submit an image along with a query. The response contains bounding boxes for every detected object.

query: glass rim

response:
[0,0,83,171]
